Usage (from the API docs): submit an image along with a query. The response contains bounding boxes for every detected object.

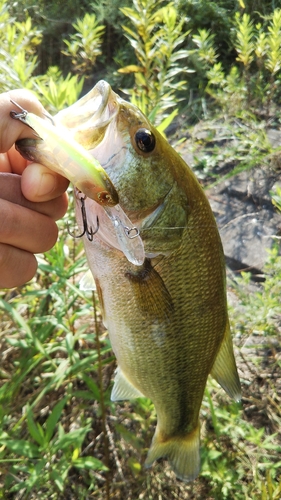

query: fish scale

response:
[81,198,228,464]
[15,80,241,482]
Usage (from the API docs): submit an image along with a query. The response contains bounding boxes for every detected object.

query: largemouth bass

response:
[15,81,241,482]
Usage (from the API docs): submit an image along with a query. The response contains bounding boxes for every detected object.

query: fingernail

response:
[37,172,56,197]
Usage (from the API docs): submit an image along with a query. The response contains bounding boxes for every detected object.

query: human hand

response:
[0,89,69,288]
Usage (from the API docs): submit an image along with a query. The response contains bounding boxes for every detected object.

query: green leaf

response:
[128,457,141,476]
[156,108,178,135]
[27,410,45,447]
[81,373,100,400]
[25,459,47,493]
[0,299,32,337]
[45,397,68,443]
[208,449,222,460]
[50,470,65,492]
[1,439,39,458]
[73,456,108,471]
[72,390,96,400]
[54,427,90,451]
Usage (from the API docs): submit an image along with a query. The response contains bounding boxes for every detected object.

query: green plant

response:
[0,1,84,113]
[0,232,113,496]
[192,28,218,69]
[271,185,281,213]
[195,9,281,118]
[63,12,105,77]
[0,2,42,92]
[119,0,191,123]
[0,400,107,496]
[35,66,84,113]
[229,245,281,337]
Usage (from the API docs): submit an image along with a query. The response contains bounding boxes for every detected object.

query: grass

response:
[0,185,280,499]
[1,96,281,497]
[1,2,280,497]
[170,112,275,187]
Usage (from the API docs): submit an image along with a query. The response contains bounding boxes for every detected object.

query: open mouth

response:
[55,80,119,149]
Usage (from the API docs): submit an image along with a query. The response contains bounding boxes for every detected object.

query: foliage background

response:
[0,0,281,498]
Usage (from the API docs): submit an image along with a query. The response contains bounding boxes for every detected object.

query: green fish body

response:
[16,81,241,481]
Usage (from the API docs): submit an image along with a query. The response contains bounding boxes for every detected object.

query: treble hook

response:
[68,194,99,241]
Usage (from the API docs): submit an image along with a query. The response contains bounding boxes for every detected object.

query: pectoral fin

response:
[79,270,96,291]
[210,321,241,402]
[125,258,173,320]
[111,367,145,401]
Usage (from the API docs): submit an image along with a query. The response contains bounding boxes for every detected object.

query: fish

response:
[15,80,241,482]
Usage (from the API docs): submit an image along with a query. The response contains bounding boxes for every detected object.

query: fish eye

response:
[135,128,156,153]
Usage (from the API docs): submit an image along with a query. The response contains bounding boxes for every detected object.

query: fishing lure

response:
[10,100,118,207]
[71,190,145,266]
[104,205,145,266]
[68,191,99,242]
[10,100,145,266]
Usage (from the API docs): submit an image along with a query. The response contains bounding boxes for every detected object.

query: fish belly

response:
[83,209,230,481]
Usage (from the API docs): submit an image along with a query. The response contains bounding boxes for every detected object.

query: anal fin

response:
[210,321,241,402]
[111,367,145,401]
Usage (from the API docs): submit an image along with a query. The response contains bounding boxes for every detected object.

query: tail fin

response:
[145,423,200,482]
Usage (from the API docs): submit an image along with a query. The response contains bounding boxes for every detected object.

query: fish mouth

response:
[55,80,119,149]
[15,80,118,162]
[14,81,121,206]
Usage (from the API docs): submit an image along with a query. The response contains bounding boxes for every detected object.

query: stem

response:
[92,290,110,500]
[205,387,220,438]
[266,72,276,127]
